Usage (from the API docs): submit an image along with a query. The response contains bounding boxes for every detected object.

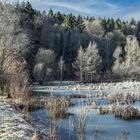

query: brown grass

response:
[45,97,71,120]
[114,105,140,120]
[31,132,40,140]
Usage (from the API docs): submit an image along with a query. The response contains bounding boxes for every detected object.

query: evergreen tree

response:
[101,18,107,31]
[76,15,85,32]
[130,18,136,25]
[42,10,46,17]
[64,13,76,29]
[48,9,54,18]
[89,17,95,21]
[25,1,33,14]
[115,18,122,30]
[55,11,64,23]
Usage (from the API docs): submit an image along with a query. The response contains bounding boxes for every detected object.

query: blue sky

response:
[11,0,140,21]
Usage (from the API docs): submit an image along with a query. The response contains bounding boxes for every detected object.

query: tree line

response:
[0,1,140,84]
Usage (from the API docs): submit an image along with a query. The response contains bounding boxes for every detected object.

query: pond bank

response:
[0,96,34,140]
[32,81,140,92]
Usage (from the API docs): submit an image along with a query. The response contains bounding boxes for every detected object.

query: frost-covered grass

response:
[45,97,72,120]
[32,81,140,93]
[100,104,140,120]
[0,96,34,140]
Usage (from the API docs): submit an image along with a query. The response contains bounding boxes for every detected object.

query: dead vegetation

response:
[114,105,140,120]
[108,93,140,105]
[99,104,140,120]
[45,97,71,120]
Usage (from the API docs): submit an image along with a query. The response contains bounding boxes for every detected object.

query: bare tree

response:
[84,20,104,37]
[33,48,56,83]
[33,63,45,83]
[73,46,86,82]
[58,56,65,83]
[113,35,140,79]
[4,52,29,99]
[124,35,140,78]
[74,42,101,82]
[112,46,124,78]
[0,1,29,94]
[84,42,101,81]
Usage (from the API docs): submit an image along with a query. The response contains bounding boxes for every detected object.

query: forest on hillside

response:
[1,1,140,83]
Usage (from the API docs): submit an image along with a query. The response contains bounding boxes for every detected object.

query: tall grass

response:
[44,96,71,140]
[45,97,71,120]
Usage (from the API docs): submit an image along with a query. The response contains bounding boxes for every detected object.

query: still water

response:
[32,86,140,140]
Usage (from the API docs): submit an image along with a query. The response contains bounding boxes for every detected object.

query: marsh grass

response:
[116,129,129,140]
[108,92,140,105]
[48,122,57,140]
[45,97,71,120]
[99,104,140,120]
[69,111,88,140]
[44,97,72,140]
[99,106,109,114]
[114,105,140,120]
[68,98,93,140]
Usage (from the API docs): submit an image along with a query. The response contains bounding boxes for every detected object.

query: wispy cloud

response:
[38,0,121,17]
[39,1,92,14]
[10,0,140,20]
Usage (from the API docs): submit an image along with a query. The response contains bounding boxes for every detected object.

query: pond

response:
[31,85,140,140]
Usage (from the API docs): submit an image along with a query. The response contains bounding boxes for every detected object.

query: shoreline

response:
[32,81,140,91]
[0,96,34,140]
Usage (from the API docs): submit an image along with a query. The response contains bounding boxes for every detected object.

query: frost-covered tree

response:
[102,30,125,72]
[0,2,29,93]
[84,20,104,37]
[124,35,140,78]
[33,48,56,82]
[0,2,28,51]
[113,35,140,79]
[84,42,101,80]
[74,42,101,82]
[73,46,86,82]
[58,56,65,82]
[112,46,124,77]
